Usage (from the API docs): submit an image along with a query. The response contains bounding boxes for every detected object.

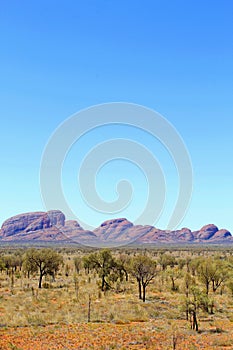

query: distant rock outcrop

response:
[1,212,46,237]
[0,210,68,241]
[176,228,194,241]
[94,218,134,241]
[211,229,232,240]
[197,224,219,240]
[0,210,232,245]
[61,220,97,242]
[47,210,65,227]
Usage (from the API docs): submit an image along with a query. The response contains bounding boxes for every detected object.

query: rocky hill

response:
[0,210,232,246]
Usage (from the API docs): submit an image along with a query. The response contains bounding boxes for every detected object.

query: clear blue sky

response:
[0,1,232,232]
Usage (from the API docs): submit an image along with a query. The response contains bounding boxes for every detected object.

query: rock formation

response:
[0,210,232,245]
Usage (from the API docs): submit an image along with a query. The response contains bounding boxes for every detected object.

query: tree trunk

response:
[185,291,189,321]
[87,294,91,322]
[212,280,215,292]
[206,281,209,296]
[125,270,128,282]
[138,279,142,300]
[186,301,189,321]
[142,284,146,302]
[186,309,189,321]
[51,272,55,282]
[193,311,198,332]
[38,273,43,289]
[210,301,214,314]
[101,275,105,291]
[171,277,175,291]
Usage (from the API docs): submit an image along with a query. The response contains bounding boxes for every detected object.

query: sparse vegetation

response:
[0,246,233,349]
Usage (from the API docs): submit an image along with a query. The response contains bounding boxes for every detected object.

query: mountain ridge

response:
[0,210,232,246]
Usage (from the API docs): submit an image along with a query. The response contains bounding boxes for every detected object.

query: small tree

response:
[183,272,196,320]
[74,256,82,274]
[211,260,229,293]
[197,257,229,297]
[115,254,130,282]
[197,259,215,296]
[158,253,177,271]
[23,248,63,288]
[167,266,182,291]
[187,287,199,332]
[2,255,14,275]
[0,257,5,273]
[83,255,92,274]
[186,286,208,332]
[189,257,202,277]
[131,255,157,302]
[73,273,79,299]
[87,249,117,291]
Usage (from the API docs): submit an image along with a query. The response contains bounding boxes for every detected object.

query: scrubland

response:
[0,246,233,349]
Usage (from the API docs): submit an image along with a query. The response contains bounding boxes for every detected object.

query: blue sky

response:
[0,1,232,232]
